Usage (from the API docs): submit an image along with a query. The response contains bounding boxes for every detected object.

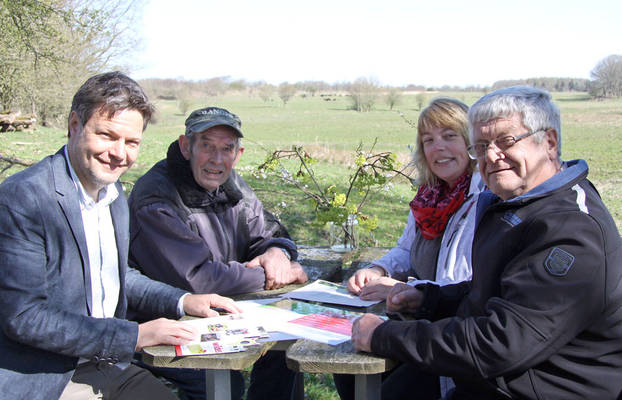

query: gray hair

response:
[467,86,562,158]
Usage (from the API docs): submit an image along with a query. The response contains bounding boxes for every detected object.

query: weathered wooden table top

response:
[143,246,394,373]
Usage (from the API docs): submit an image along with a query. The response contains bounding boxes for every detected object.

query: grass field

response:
[2,91,621,243]
[1,90,621,399]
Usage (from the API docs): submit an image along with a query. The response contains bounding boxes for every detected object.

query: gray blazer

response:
[0,148,186,399]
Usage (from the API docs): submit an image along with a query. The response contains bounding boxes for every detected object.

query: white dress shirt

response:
[64,148,120,318]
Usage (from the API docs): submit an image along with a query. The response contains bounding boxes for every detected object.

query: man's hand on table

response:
[183,293,242,317]
[136,318,198,351]
[351,314,384,353]
[135,294,242,351]
[246,247,308,290]
[386,282,424,313]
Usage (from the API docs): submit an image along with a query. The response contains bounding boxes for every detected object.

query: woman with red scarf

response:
[347,97,484,300]
[336,98,485,400]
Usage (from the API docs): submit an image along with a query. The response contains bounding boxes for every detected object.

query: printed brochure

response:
[175,313,269,356]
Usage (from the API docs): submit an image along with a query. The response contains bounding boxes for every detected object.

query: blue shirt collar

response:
[507,159,587,203]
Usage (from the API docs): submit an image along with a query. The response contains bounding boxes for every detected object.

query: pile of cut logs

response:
[0,112,36,132]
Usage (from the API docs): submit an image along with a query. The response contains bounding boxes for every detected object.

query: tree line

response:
[1,1,621,124]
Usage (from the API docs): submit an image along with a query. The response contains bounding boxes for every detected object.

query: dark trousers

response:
[60,361,178,400]
[135,350,299,400]
[333,363,440,400]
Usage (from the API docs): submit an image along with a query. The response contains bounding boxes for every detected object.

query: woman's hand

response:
[358,277,400,300]
[347,267,385,295]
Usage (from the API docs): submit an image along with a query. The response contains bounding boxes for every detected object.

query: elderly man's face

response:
[179,126,243,192]
[473,114,560,200]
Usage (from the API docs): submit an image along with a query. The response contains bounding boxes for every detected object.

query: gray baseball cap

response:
[184,107,243,137]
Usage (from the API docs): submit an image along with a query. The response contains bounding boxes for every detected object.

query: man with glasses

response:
[128,106,307,399]
[351,86,622,399]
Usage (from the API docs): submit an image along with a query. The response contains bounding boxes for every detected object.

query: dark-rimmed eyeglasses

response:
[467,130,543,159]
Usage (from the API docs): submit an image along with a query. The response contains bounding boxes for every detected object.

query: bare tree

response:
[415,93,427,110]
[385,88,402,110]
[348,77,379,112]
[278,83,296,106]
[258,84,275,102]
[590,54,622,98]
[201,77,228,96]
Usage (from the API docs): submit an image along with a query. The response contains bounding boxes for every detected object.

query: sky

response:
[132,0,622,88]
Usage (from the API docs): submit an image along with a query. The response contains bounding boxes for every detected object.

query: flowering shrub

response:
[257,140,410,248]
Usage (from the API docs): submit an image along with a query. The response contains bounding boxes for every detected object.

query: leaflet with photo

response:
[175,313,269,356]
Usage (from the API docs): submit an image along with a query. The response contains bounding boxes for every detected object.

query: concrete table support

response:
[141,342,276,400]
[286,339,397,400]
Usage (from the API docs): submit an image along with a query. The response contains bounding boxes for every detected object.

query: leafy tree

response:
[0,0,143,124]
[590,54,622,98]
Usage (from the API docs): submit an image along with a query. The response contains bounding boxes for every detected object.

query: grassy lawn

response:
[2,91,621,240]
[1,91,621,399]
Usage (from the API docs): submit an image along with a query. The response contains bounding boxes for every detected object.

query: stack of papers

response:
[175,280,383,356]
[237,298,364,346]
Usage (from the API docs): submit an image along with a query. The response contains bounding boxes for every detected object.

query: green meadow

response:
[2,91,621,245]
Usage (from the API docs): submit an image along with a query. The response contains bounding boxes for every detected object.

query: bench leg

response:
[292,372,305,400]
[354,373,381,400]
[205,369,231,400]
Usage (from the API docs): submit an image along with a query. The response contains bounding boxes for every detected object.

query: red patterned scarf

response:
[410,173,472,240]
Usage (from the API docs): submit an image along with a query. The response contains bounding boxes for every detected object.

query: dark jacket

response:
[371,159,622,399]
[0,148,185,399]
[128,140,297,296]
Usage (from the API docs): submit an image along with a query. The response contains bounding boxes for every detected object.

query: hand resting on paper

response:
[351,313,384,353]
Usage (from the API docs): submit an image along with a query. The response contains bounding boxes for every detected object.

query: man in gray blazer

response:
[0,72,240,400]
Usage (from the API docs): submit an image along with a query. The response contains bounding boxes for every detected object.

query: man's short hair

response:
[467,86,562,158]
[69,71,155,132]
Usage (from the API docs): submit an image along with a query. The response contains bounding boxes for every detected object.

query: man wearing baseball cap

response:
[128,106,307,399]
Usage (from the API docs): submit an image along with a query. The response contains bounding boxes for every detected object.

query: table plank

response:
[141,341,276,370]
[285,339,397,375]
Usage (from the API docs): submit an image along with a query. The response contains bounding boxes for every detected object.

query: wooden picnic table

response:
[141,246,394,400]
